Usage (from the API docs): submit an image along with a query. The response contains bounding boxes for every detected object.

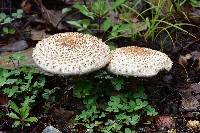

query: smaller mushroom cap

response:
[107,46,173,77]
[32,32,111,75]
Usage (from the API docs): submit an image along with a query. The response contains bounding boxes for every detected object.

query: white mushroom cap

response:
[32,32,111,75]
[108,46,173,77]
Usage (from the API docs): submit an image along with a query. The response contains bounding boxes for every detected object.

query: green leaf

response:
[8,28,15,34]
[111,77,124,91]
[74,80,93,98]
[0,69,10,86]
[132,86,147,99]
[7,112,19,119]
[12,9,23,18]
[106,96,123,112]
[12,121,20,127]
[118,24,131,33]
[102,18,112,32]
[42,89,56,100]
[9,53,25,61]
[134,99,148,110]
[190,0,200,7]
[5,79,18,85]
[76,105,99,122]
[25,123,30,126]
[19,106,30,119]
[73,3,94,19]
[2,27,9,33]
[33,76,45,88]
[67,20,82,28]
[3,86,18,97]
[80,19,90,29]
[110,25,120,37]
[3,17,12,24]
[0,78,7,86]
[83,97,97,109]
[62,7,71,14]
[145,105,158,116]
[127,100,136,112]
[99,112,106,118]
[17,9,23,14]
[111,0,126,10]
[91,0,107,16]
[68,19,91,31]
[11,13,17,17]
[115,113,130,123]
[19,84,30,92]
[125,128,132,133]
[9,102,19,113]
[25,95,36,104]
[85,123,95,129]
[129,115,140,125]
[0,12,7,23]
[19,97,33,118]
[25,117,38,123]
[0,69,9,78]
[3,27,15,34]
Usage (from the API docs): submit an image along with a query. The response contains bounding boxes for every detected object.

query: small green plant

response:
[7,97,37,129]
[121,0,197,44]
[187,0,200,7]
[8,52,27,67]
[73,71,123,99]
[0,66,45,99]
[0,53,45,100]
[0,9,23,36]
[74,73,158,133]
[2,27,15,35]
[0,53,55,130]
[62,0,146,42]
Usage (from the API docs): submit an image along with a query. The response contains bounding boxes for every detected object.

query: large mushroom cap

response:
[108,46,173,77]
[32,32,110,75]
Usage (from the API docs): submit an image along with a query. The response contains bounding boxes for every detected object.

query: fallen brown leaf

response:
[30,29,50,41]
[0,40,28,52]
[155,115,176,130]
[53,108,75,121]
[179,83,200,111]
[178,54,192,67]
[0,93,8,105]
[35,0,68,30]
[187,120,200,129]
[178,51,200,70]
[21,0,33,14]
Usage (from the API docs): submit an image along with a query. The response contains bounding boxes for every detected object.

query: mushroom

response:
[108,46,173,77]
[32,32,111,75]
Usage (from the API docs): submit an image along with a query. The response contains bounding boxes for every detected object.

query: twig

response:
[183,38,200,50]
[170,0,178,13]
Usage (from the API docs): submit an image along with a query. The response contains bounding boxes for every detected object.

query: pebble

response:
[42,126,62,133]
[0,40,28,52]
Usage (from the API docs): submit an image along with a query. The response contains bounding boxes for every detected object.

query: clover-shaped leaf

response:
[129,115,140,125]
[134,99,148,110]
[145,105,158,116]
[9,53,25,61]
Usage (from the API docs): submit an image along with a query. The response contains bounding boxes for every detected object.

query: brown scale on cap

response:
[121,46,153,56]
[59,33,86,47]
[108,46,173,77]
[32,32,111,75]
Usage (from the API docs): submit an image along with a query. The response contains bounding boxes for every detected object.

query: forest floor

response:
[1,0,200,133]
